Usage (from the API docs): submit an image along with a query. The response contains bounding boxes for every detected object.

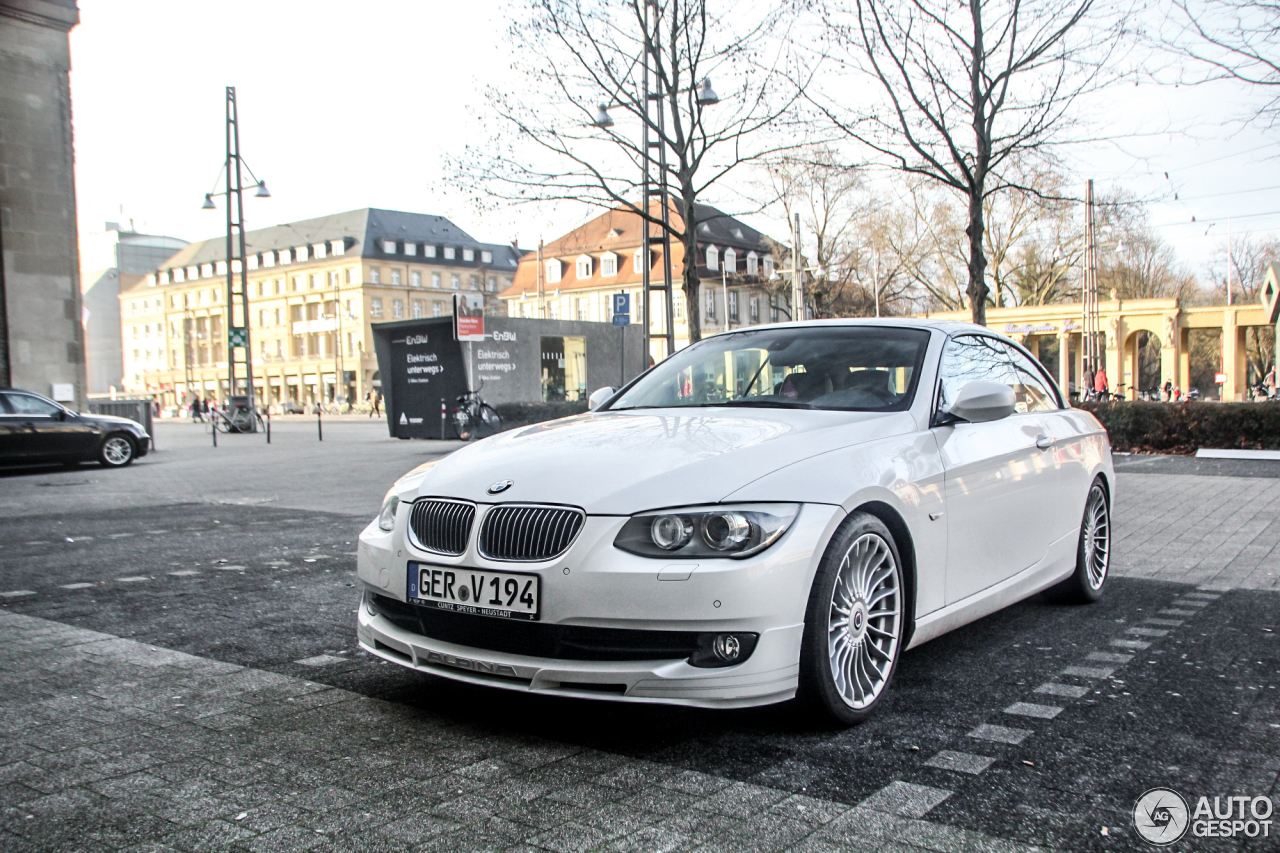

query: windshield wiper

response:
[709,399,815,409]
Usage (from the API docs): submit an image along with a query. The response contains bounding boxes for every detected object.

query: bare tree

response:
[1208,231,1280,382]
[810,0,1127,325]
[1165,0,1280,128]
[452,0,804,344]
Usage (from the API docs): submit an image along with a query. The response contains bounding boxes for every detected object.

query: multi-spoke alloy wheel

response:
[799,512,906,725]
[1081,484,1110,590]
[827,533,901,710]
[1046,477,1111,604]
[99,434,134,467]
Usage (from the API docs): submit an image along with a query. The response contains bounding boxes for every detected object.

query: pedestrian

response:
[1094,363,1109,400]
[370,390,381,417]
[1163,377,1173,402]
[1266,366,1277,400]
[1082,362,1095,401]
[1173,385,1182,403]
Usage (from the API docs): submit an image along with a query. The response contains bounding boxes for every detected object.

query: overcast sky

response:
[68,0,1280,285]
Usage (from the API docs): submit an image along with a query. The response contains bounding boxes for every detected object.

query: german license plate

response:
[407,562,540,621]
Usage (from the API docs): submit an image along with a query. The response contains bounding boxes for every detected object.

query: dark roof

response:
[154,208,524,272]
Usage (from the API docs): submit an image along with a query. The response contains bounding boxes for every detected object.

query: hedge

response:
[492,401,589,430]
[1078,401,1280,455]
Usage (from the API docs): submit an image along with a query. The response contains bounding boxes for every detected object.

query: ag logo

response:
[487,479,514,495]
[1133,788,1189,845]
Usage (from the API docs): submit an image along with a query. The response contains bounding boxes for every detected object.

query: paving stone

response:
[1126,627,1169,637]
[1110,639,1151,650]
[1062,665,1115,678]
[1087,651,1134,663]
[1033,682,1089,699]
[967,724,1033,745]
[859,782,952,818]
[1003,702,1063,720]
[924,750,995,775]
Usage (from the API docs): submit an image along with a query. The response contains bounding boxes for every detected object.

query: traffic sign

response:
[612,292,630,326]
[228,327,248,349]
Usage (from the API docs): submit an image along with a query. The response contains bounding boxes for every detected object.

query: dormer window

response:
[601,252,618,277]
[404,243,417,256]
[633,248,646,273]
[330,239,345,256]
[295,245,308,262]
[382,240,396,254]
[746,251,759,275]
[247,255,259,271]
[546,259,562,283]
[463,248,475,262]
[763,255,774,278]
[705,245,719,271]
[699,222,711,233]
[444,247,456,260]
[481,250,492,263]
[201,263,214,278]
[277,250,291,265]
[723,248,736,274]
[609,228,624,238]
[215,261,227,276]
[732,228,744,240]
[312,243,327,259]
[262,252,275,268]
[576,255,593,279]
[425,245,437,258]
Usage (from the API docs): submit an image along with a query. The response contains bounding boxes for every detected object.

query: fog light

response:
[712,633,741,662]
[363,591,377,617]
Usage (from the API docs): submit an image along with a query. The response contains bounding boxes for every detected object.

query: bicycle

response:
[209,406,264,434]
[450,388,502,441]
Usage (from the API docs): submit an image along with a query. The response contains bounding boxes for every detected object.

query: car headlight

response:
[376,489,400,532]
[614,503,799,559]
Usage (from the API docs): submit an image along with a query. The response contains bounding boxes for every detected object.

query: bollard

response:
[440,398,446,440]
[317,408,323,441]
[266,410,271,444]
[212,421,217,447]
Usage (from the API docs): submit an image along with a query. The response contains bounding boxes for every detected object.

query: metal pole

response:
[640,0,653,366]
[722,266,728,330]
[265,410,270,444]
[232,89,254,412]
[791,213,802,322]
[224,88,236,401]
[317,407,322,441]
[440,398,446,440]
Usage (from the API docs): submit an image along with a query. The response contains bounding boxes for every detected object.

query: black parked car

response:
[0,389,151,468]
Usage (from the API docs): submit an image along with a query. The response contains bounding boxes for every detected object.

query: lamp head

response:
[255,181,271,198]
[593,104,614,129]
[201,193,217,210]
[696,77,720,106]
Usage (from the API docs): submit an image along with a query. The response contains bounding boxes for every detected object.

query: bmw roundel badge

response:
[487,479,514,495]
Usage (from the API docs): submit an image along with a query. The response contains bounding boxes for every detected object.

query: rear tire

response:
[476,404,501,438]
[98,433,136,468]
[1045,478,1110,604]
[450,409,473,441]
[796,512,905,726]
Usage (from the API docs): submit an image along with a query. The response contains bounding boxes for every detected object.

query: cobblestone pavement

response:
[1,448,1278,852]
[0,610,1048,853]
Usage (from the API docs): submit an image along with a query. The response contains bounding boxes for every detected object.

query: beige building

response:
[120,208,521,410]
[499,203,783,359]
[924,266,1280,401]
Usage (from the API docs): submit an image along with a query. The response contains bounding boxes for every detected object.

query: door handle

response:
[1035,435,1053,450]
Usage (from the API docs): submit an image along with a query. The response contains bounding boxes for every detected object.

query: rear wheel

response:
[476,404,501,438]
[98,433,136,468]
[797,512,905,726]
[1045,478,1110,603]
[450,408,474,441]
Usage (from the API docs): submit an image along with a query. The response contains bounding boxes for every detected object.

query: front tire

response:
[797,512,905,726]
[98,433,136,468]
[1046,478,1110,603]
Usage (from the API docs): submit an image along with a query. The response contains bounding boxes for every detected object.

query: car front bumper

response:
[355,501,843,708]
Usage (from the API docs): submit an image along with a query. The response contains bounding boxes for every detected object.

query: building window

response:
[705,245,718,271]
[728,290,739,321]
[309,273,319,289]
[576,255,592,279]
[370,268,381,284]
[724,248,737,274]
[425,245,437,258]
[705,290,716,322]
[546,259,562,283]
[450,274,460,289]
[520,302,531,318]
[258,309,267,327]
[763,255,774,278]
[201,263,214,278]
[404,243,417,257]
[390,269,402,286]
[344,269,354,285]
[274,278,283,294]
[633,249,645,273]
[601,253,618,277]
[312,243,327,260]
[412,300,424,318]
[469,275,479,290]
[296,246,309,262]
[432,272,441,288]
[433,301,443,317]
[770,299,779,322]
[548,300,560,319]
[463,248,475,262]
[411,270,422,287]
[481,250,492,263]
[444,246,456,260]
[575,297,588,321]
[275,308,283,326]
[487,276,497,292]
[291,276,302,292]
[746,252,759,275]
[371,298,383,318]
[277,250,291,265]
[392,299,404,318]
[749,296,759,322]
[382,240,396,254]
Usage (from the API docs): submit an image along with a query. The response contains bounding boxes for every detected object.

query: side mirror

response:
[587,387,616,411]
[943,381,1016,424]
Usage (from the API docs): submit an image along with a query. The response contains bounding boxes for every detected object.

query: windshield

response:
[609,325,932,412]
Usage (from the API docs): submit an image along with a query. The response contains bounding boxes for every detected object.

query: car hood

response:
[399,408,917,513]
[82,413,147,433]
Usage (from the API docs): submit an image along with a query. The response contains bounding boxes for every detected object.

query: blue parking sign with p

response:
[612,292,630,326]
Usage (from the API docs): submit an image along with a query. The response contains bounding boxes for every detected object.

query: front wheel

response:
[450,408,474,441]
[797,512,905,726]
[475,404,501,439]
[98,433,136,468]
[1045,478,1110,603]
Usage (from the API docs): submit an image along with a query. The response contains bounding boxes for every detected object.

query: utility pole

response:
[223,86,255,410]
[640,0,676,363]
[1082,179,1101,376]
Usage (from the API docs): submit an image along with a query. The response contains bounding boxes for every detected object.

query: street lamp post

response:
[201,86,270,421]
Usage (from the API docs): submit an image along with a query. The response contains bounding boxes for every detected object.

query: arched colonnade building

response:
[923,264,1280,401]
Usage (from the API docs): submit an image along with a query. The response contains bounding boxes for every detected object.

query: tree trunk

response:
[965,187,988,326]
[681,201,702,344]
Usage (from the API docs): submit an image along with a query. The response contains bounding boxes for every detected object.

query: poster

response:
[454,293,485,341]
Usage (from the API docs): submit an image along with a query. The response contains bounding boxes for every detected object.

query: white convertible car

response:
[357,319,1112,724]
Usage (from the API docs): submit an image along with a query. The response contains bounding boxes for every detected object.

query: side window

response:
[1002,343,1059,412]
[0,393,12,414]
[937,335,1016,413]
[5,393,61,416]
